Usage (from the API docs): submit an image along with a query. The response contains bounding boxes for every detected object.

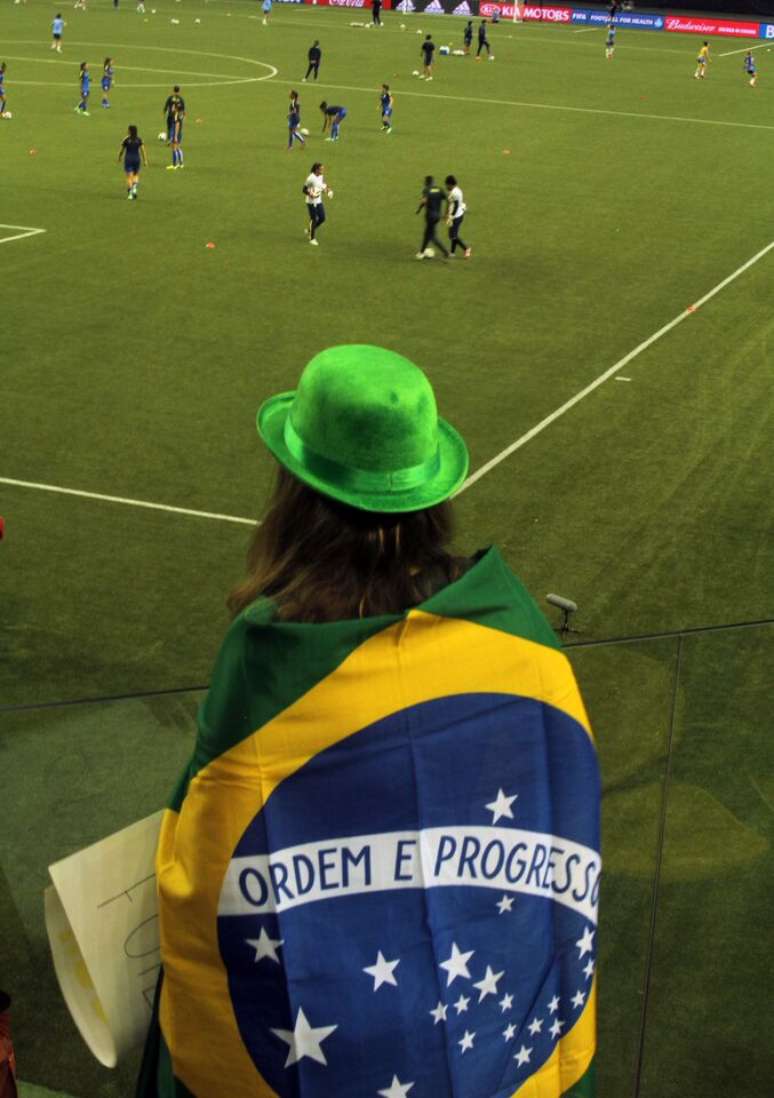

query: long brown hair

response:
[227,466,466,622]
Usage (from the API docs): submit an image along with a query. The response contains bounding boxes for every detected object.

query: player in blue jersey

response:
[51,13,64,52]
[75,61,90,115]
[287,89,305,150]
[463,20,473,55]
[380,84,393,133]
[605,23,616,60]
[118,123,149,200]
[262,0,272,24]
[744,50,757,87]
[101,57,114,108]
[476,20,493,62]
[0,64,7,118]
[163,85,185,169]
[320,101,347,141]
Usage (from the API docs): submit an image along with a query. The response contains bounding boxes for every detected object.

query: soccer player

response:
[262,0,271,25]
[380,84,393,133]
[372,0,382,26]
[694,41,709,79]
[320,101,347,141]
[118,123,148,200]
[463,20,473,55]
[445,175,471,258]
[163,85,185,169]
[288,89,305,150]
[476,20,493,62]
[303,40,321,82]
[420,35,435,80]
[744,50,757,87]
[303,161,332,246]
[605,23,615,60]
[0,64,6,118]
[51,13,64,52]
[75,61,89,115]
[415,175,449,260]
[101,57,114,108]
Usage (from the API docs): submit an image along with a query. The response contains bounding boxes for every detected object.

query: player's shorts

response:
[53,33,62,40]
[289,113,300,127]
[696,57,706,65]
[307,202,325,225]
[168,123,183,142]
[81,88,90,98]
[337,109,347,120]
[382,106,392,118]
[101,78,112,91]
[124,158,141,173]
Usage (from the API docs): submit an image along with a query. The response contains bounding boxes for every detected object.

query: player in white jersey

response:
[302,161,333,246]
[445,175,471,258]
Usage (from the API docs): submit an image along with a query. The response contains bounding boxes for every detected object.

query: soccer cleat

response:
[415,252,425,259]
[166,164,177,170]
[309,238,319,246]
[426,76,432,81]
[386,126,392,133]
[464,247,472,259]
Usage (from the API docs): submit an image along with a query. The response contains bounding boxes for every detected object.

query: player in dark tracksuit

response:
[372,0,382,25]
[463,20,473,54]
[415,176,449,260]
[303,40,321,81]
[476,20,491,59]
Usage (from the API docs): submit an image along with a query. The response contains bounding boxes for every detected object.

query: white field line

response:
[5,240,774,521]
[0,54,251,79]
[456,238,774,496]
[6,238,773,522]
[278,79,774,133]
[719,43,769,57]
[0,478,257,527]
[0,225,46,245]
[573,27,601,33]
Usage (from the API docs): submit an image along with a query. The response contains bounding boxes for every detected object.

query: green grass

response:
[3,3,774,1095]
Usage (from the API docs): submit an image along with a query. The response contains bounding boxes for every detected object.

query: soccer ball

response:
[400,22,406,28]
[412,69,419,76]
[2,111,12,119]
[300,127,309,136]
[158,131,167,141]
[327,189,334,198]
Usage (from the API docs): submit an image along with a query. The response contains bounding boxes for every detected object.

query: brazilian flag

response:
[138,547,600,1098]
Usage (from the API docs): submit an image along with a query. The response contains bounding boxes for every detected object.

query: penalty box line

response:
[4,240,774,525]
[456,237,774,495]
[0,225,46,245]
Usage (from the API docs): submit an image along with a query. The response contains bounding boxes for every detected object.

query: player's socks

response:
[177,149,184,166]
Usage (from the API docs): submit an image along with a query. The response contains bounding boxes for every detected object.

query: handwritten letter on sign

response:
[45,811,163,1067]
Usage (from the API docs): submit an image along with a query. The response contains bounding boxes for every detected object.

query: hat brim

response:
[257,393,469,513]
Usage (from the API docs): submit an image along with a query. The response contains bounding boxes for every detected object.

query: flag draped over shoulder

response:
[137,547,600,1098]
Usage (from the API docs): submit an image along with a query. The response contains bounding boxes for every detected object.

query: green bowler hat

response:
[257,345,469,513]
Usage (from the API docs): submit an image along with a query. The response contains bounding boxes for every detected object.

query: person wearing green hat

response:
[137,346,599,1098]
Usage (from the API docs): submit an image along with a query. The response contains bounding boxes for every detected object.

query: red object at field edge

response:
[206,242,216,249]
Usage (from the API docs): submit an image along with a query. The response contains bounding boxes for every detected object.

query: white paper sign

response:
[45,811,163,1067]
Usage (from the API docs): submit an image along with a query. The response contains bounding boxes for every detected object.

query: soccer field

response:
[2,2,773,1094]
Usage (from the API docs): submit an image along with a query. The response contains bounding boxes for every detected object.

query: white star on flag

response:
[363,951,400,991]
[549,1018,566,1039]
[503,1023,517,1041]
[499,992,514,1013]
[429,1001,448,1025]
[271,1007,337,1067]
[547,995,560,1014]
[576,926,595,959]
[572,990,586,1009]
[378,1075,415,1098]
[485,788,518,824]
[245,928,284,964]
[527,1017,543,1036]
[583,959,595,980]
[514,1044,532,1067]
[458,1030,476,1054]
[473,965,504,1002]
[440,942,474,986]
[453,993,470,1015]
[496,894,514,914]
